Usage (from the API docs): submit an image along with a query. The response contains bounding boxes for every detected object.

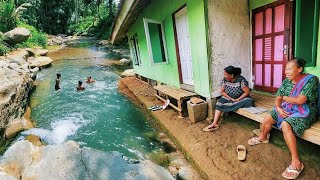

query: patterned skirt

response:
[216,96,253,112]
[269,109,318,137]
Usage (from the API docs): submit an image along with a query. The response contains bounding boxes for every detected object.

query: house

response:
[111,0,319,115]
[111,0,212,115]
[208,0,320,94]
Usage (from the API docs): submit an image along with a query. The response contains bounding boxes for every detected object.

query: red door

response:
[252,0,293,93]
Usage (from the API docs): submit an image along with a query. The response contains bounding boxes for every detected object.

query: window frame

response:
[130,33,141,66]
[295,0,319,67]
[143,18,169,65]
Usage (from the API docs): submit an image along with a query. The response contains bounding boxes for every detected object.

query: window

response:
[143,18,168,64]
[130,33,141,65]
[295,0,319,67]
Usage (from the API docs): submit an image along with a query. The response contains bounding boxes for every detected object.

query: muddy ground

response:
[118,77,320,180]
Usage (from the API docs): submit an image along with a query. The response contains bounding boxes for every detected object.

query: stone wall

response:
[207,0,251,94]
[0,48,52,139]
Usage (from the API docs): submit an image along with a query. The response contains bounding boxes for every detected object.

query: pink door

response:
[252,0,292,93]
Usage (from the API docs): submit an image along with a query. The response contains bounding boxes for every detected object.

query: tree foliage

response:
[0,0,31,32]
[1,0,118,38]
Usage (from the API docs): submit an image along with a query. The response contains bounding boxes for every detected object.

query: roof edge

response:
[110,0,135,44]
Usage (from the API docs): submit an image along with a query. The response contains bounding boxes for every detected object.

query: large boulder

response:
[121,69,136,77]
[29,56,53,68]
[3,28,30,45]
[34,48,49,56]
[0,140,174,180]
[119,58,131,65]
[6,49,29,65]
[4,117,34,139]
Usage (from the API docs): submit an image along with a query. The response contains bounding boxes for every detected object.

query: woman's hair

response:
[224,66,242,77]
[57,73,61,78]
[289,58,306,73]
[78,81,82,85]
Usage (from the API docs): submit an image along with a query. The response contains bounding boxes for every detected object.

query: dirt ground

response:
[118,77,320,180]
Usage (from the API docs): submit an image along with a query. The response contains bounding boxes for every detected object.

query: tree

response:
[0,0,31,32]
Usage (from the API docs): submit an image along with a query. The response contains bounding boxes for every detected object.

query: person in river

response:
[203,66,253,132]
[86,76,95,84]
[55,73,61,91]
[248,58,319,179]
[76,81,85,91]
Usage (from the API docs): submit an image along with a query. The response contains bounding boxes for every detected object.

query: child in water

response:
[55,73,61,90]
[86,76,95,84]
[76,81,85,91]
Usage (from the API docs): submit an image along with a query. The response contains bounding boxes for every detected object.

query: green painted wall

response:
[127,0,211,97]
[305,18,320,78]
[249,0,277,10]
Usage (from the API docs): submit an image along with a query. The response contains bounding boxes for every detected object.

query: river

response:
[20,40,166,163]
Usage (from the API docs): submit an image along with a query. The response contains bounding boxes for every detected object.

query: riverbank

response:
[0,47,54,151]
[119,77,320,179]
[0,38,179,179]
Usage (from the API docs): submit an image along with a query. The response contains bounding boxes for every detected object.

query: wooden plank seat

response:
[234,91,320,145]
[154,85,199,117]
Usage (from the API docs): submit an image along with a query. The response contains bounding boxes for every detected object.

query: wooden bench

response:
[154,85,199,117]
[234,91,320,145]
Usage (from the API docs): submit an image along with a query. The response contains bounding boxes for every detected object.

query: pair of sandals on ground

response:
[148,99,170,111]
[248,132,304,180]
[204,124,303,179]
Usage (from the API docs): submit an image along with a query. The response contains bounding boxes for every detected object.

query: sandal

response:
[282,164,304,179]
[151,105,162,111]
[248,137,269,146]
[237,145,246,161]
[203,125,219,132]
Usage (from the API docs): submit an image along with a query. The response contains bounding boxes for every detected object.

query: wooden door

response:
[252,0,293,93]
[174,6,194,86]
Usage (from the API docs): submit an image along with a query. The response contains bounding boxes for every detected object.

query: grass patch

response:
[149,150,170,168]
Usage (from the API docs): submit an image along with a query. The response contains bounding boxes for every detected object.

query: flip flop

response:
[252,129,270,141]
[151,105,163,111]
[202,126,219,132]
[148,105,157,110]
[248,137,269,146]
[237,145,246,161]
[282,164,304,179]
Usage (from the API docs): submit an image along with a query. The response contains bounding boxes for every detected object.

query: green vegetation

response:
[0,0,119,55]
[18,0,117,37]
[149,150,171,168]
[15,22,47,48]
[0,0,31,32]
[0,36,10,55]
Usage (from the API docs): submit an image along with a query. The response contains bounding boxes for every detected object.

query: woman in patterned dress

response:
[203,66,253,131]
[248,58,319,179]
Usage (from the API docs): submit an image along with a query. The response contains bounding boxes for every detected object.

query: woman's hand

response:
[229,98,236,102]
[276,107,290,118]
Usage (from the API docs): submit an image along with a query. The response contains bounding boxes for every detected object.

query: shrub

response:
[15,21,47,48]
[68,16,95,35]
[0,0,31,32]
[0,36,10,55]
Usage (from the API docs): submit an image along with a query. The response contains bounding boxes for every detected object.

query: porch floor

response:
[235,91,320,145]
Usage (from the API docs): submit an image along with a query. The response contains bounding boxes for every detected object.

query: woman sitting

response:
[248,58,319,179]
[203,66,253,131]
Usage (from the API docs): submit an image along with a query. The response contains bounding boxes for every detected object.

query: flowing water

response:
[22,41,164,161]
